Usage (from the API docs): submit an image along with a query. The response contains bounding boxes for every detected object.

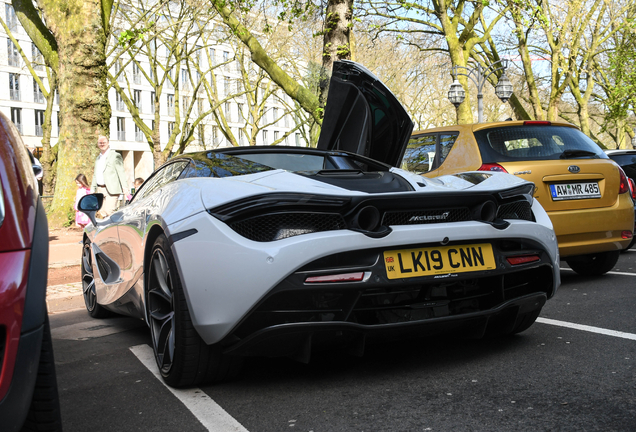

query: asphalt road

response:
[50,253,636,432]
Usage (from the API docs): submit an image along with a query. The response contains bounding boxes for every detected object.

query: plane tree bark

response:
[13,0,113,227]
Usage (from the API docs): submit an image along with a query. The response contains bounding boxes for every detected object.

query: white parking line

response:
[560,268,636,277]
[537,318,636,341]
[129,345,249,432]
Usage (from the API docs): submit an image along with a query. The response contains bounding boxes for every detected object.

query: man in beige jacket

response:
[90,135,127,217]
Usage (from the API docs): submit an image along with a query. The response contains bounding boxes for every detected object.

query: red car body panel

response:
[0,115,37,253]
[0,250,30,399]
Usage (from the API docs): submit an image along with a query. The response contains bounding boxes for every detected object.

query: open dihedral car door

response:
[316,60,414,168]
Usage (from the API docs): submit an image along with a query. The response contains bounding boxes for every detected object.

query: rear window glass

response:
[474,126,608,162]
[608,153,636,180]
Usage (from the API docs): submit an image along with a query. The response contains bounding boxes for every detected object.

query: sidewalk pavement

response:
[47,229,84,314]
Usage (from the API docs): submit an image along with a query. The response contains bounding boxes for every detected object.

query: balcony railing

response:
[117,131,126,141]
[33,92,45,104]
[13,122,22,134]
[8,54,20,67]
[35,125,43,137]
[135,131,144,142]
[10,90,21,101]
[116,100,125,111]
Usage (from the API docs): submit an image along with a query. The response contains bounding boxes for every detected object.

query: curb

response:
[49,260,81,269]
[47,282,84,314]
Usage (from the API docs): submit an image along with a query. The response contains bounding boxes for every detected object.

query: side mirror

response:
[32,164,42,179]
[78,193,104,226]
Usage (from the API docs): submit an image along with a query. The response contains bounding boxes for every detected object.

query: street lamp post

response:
[447,60,513,123]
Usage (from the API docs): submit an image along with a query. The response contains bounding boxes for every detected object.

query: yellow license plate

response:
[383,243,496,280]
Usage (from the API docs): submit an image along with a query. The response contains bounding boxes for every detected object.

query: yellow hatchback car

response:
[403,120,634,276]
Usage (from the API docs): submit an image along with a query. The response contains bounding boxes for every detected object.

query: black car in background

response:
[606,149,636,249]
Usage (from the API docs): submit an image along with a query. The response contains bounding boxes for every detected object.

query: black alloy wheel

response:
[147,246,176,375]
[81,239,110,318]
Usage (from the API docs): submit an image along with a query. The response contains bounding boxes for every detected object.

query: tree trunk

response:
[44,1,111,226]
[41,71,57,197]
[16,0,113,227]
[319,0,354,107]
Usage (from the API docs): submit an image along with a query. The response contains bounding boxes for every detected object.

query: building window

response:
[132,63,141,84]
[134,89,142,112]
[198,124,205,145]
[135,124,144,142]
[262,129,268,145]
[212,126,219,145]
[197,98,204,115]
[115,61,125,83]
[117,117,125,141]
[223,51,229,71]
[274,130,279,142]
[7,39,20,67]
[150,92,155,114]
[32,43,44,70]
[6,4,19,33]
[9,73,20,101]
[166,94,175,116]
[209,48,216,66]
[284,113,289,128]
[272,107,278,125]
[33,78,45,104]
[35,110,44,137]
[238,103,244,121]
[165,69,174,90]
[182,96,191,114]
[115,92,125,111]
[225,102,231,121]
[238,129,244,146]
[168,121,175,136]
[224,76,230,96]
[11,107,22,134]
[295,133,301,147]
[181,69,190,90]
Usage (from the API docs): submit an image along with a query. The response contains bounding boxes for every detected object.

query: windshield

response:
[474,126,608,163]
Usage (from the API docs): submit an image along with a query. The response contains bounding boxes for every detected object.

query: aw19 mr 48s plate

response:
[550,182,601,201]
[383,243,496,280]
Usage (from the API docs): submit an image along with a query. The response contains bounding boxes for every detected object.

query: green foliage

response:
[118,23,154,47]
[605,27,636,121]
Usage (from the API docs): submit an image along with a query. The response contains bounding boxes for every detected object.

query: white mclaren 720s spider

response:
[78,60,560,388]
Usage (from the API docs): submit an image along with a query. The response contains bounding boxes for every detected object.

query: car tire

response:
[20,315,63,432]
[81,239,112,318]
[147,234,242,388]
[565,250,621,276]
[621,236,636,252]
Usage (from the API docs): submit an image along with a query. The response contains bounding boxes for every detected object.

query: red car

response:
[0,114,62,431]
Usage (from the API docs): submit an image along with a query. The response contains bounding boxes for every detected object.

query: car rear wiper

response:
[560,149,598,159]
